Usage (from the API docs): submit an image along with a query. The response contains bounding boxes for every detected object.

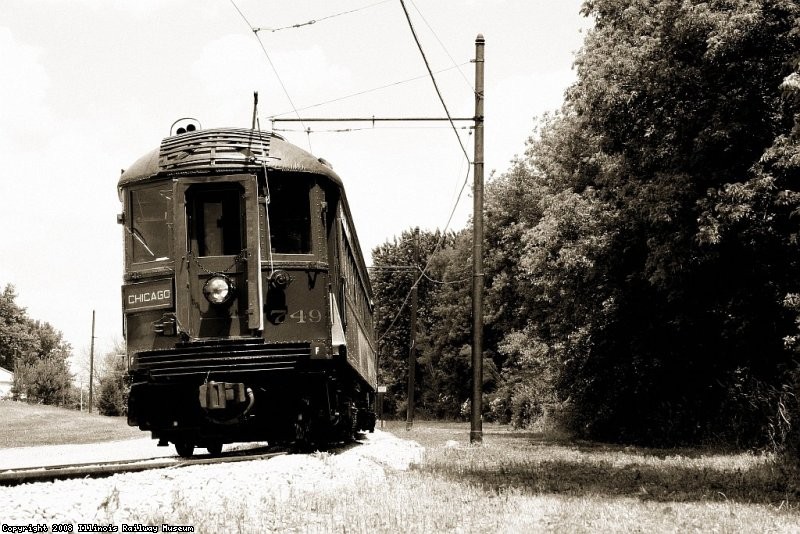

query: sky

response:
[0,0,590,367]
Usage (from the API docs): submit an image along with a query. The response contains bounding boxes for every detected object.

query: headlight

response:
[203,275,235,305]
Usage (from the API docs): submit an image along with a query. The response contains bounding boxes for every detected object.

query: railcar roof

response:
[118,128,343,188]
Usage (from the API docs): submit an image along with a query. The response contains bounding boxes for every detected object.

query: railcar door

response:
[174,174,263,338]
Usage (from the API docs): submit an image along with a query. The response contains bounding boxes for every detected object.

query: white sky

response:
[0,0,589,363]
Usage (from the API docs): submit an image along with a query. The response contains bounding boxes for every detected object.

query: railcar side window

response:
[187,187,243,257]
[267,177,312,254]
[129,184,173,264]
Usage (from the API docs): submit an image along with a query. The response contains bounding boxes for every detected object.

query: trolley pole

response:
[470,34,485,445]
[88,310,95,414]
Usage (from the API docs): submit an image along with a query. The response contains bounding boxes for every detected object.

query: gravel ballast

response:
[1,430,423,525]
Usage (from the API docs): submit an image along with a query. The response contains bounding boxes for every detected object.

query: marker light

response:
[203,275,235,305]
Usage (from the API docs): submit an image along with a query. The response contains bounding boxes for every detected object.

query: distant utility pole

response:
[88,310,95,414]
[470,34,485,445]
[406,227,419,431]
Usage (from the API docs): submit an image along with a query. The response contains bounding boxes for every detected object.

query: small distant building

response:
[0,366,13,398]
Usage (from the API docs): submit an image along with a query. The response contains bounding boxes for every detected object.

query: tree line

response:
[0,284,128,415]
[373,0,800,455]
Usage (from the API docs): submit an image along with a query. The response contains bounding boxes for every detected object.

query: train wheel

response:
[206,441,223,456]
[175,441,195,458]
[294,421,311,451]
[294,416,320,452]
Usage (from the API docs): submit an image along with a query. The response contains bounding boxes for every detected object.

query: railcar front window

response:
[188,187,243,257]
[129,185,173,264]
[268,178,311,254]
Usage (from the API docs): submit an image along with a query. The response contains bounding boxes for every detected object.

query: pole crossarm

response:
[269,117,475,123]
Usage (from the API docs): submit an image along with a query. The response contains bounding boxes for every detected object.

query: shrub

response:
[772,365,800,463]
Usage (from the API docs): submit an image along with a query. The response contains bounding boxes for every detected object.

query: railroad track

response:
[0,447,287,487]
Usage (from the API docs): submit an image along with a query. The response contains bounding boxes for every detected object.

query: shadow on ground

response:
[418,431,800,506]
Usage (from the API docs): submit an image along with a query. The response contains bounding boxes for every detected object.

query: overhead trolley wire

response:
[376,0,476,343]
[267,62,471,119]
[230,0,475,342]
[229,0,309,148]
[398,0,470,164]
[417,265,469,285]
[253,0,393,33]
[407,0,475,93]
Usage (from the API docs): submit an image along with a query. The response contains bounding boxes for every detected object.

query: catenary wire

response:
[253,0,393,33]
[408,0,475,93]
[417,265,469,285]
[229,0,309,149]
[398,0,471,164]
[267,62,471,119]
[375,161,470,343]
[376,0,476,342]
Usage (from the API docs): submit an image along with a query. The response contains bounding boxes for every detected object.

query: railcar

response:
[119,121,377,456]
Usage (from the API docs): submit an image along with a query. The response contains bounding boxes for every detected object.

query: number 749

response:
[288,309,322,323]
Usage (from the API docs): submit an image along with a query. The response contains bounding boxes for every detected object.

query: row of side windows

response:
[341,221,372,333]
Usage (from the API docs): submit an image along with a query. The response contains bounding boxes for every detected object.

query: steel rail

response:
[0,449,286,487]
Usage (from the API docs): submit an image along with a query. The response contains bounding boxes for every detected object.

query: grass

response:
[131,421,799,533]
[0,399,143,447]
[6,403,799,532]
[401,421,800,505]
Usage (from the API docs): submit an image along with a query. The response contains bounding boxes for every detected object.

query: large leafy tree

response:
[0,284,74,405]
[372,229,445,415]
[370,1,800,447]
[0,285,38,371]
[483,119,620,427]
[372,228,486,418]
[95,341,129,416]
[519,0,800,444]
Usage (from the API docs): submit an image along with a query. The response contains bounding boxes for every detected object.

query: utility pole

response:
[406,228,419,431]
[88,310,95,414]
[268,34,487,443]
[470,34,485,445]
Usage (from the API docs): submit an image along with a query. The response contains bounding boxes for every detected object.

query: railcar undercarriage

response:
[128,358,376,457]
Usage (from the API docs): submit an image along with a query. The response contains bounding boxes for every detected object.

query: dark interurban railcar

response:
[118,124,377,456]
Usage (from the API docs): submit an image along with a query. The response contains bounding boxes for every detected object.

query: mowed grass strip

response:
[405,422,800,505]
[0,400,143,447]
[136,421,800,533]
[399,421,800,530]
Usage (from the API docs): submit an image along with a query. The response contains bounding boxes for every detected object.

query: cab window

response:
[129,184,173,264]
[267,177,312,254]
[187,186,243,257]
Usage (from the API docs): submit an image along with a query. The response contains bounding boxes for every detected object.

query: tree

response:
[11,321,74,405]
[0,284,75,405]
[14,355,73,405]
[372,229,443,416]
[372,228,485,418]
[0,285,37,372]
[468,0,800,445]
[95,343,129,416]
[420,229,499,419]
[514,0,800,445]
